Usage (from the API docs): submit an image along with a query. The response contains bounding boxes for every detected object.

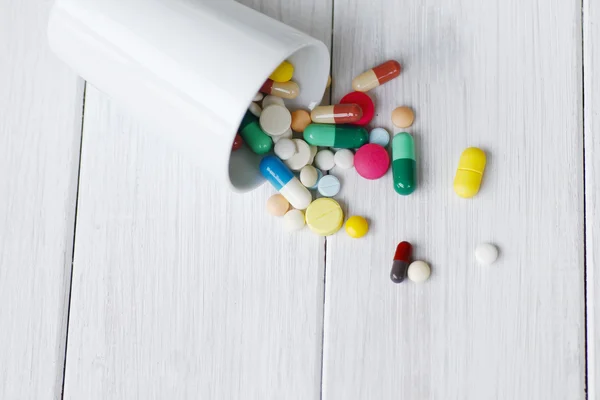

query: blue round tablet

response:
[318,175,341,197]
[369,127,390,147]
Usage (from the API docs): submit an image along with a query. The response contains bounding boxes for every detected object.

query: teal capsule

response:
[239,112,273,155]
[303,124,369,149]
[392,132,417,195]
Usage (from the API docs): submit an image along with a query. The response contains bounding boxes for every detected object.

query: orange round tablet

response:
[291,110,312,132]
[391,106,415,128]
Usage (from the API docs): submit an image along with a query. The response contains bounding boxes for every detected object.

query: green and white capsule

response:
[303,124,369,149]
[392,132,417,195]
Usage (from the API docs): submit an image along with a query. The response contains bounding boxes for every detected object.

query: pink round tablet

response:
[354,144,390,180]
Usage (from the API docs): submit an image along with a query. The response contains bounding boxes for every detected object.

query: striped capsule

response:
[260,156,312,210]
[391,241,412,283]
[304,124,369,149]
[260,79,299,99]
[239,112,273,155]
[352,60,401,92]
[310,104,363,124]
[392,132,417,195]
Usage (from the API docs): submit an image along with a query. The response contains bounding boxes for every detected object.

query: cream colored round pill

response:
[315,150,335,171]
[392,106,415,128]
[284,139,311,171]
[475,243,499,265]
[266,194,290,216]
[308,145,318,164]
[253,92,264,102]
[407,261,431,283]
[334,149,354,170]
[260,104,292,136]
[274,138,296,160]
[284,209,305,232]
[249,102,262,117]
[262,95,285,108]
[300,165,318,187]
[273,128,292,143]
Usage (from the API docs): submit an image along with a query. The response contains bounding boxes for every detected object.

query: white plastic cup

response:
[48,0,330,192]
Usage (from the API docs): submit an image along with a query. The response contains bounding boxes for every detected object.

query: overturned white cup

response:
[48,0,330,192]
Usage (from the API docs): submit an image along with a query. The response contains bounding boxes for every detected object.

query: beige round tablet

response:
[291,110,312,133]
[284,139,311,171]
[391,106,415,128]
[260,104,292,136]
[262,95,285,108]
[266,194,289,216]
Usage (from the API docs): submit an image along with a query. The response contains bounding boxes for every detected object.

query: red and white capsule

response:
[352,60,401,92]
[260,79,299,99]
[310,104,363,124]
[391,241,412,283]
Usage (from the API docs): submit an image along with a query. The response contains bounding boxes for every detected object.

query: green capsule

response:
[303,124,369,149]
[239,112,273,155]
[392,132,417,195]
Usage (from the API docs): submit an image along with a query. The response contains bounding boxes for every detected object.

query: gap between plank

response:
[582,0,589,397]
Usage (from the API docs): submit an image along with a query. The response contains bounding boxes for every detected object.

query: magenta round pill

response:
[354,144,390,180]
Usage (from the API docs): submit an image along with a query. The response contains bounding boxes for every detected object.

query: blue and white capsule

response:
[260,156,313,210]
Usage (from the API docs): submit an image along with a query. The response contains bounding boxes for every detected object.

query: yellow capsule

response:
[453,147,486,198]
[269,61,295,83]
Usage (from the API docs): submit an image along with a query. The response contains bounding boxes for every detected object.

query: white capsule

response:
[300,165,318,187]
[314,150,335,171]
[248,102,262,117]
[253,92,264,102]
[334,149,355,170]
[475,243,499,265]
[284,209,306,232]
[274,138,297,160]
[407,261,431,283]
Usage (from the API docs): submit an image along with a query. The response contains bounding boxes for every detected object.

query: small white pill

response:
[334,149,354,170]
[260,104,292,137]
[300,165,319,187]
[273,128,292,143]
[253,92,264,102]
[308,145,318,164]
[475,243,499,265]
[284,139,311,171]
[314,150,335,171]
[262,95,285,108]
[407,261,431,283]
[284,209,305,232]
[249,102,262,117]
[274,138,297,160]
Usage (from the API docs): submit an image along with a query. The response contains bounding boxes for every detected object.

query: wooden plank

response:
[0,0,84,398]
[62,1,331,399]
[324,0,585,399]
[585,0,599,396]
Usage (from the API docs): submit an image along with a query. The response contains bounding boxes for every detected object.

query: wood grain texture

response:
[0,0,84,398]
[585,0,599,396]
[62,1,331,399]
[324,0,585,399]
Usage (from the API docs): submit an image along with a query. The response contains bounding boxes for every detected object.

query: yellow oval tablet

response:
[305,198,344,236]
[454,147,486,198]
[270,61,294,83]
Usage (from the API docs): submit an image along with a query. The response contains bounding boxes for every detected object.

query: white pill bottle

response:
[48,0,330,192]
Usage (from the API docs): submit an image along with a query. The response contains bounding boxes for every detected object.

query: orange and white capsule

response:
[310,104,363,124]
[260,79,299,99]
[352,60,401,92]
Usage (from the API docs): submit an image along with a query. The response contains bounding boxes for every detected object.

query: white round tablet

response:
[260,105,292,137]
[274,138,297,160]
[262,95,285,108]
[407,261,431,283]
[284,139,311,171]
[369,127,390,147]
[334,149,354,169]
[308,145,318,164]
[475,243,499,265]
[249,102,262,117]
[253,92,264,102]
[273,128,292,143]
[314,150,335,171]
[300,165,318,187]
[284,209,305,232]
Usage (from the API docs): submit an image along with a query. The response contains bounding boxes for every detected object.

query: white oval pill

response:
[260,104,292,137]
[262,95,285,108]
[315,150,335,171]
[284,139,311,171]
[253,92,264,102]
[274,138,297,160]
[284,209,305,232]
[334,149,355,170]
[308,145,318,164]
[273,128,292,143]
[475,243,499,265]
[249,102,262,117]
[317,175,341,197]
[407,261,431,283]
[300,165,319,187]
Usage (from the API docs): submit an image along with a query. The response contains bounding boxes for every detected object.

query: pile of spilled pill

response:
[233,60,499,284]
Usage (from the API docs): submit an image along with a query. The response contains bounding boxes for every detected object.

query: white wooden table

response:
[0,0,597,398]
